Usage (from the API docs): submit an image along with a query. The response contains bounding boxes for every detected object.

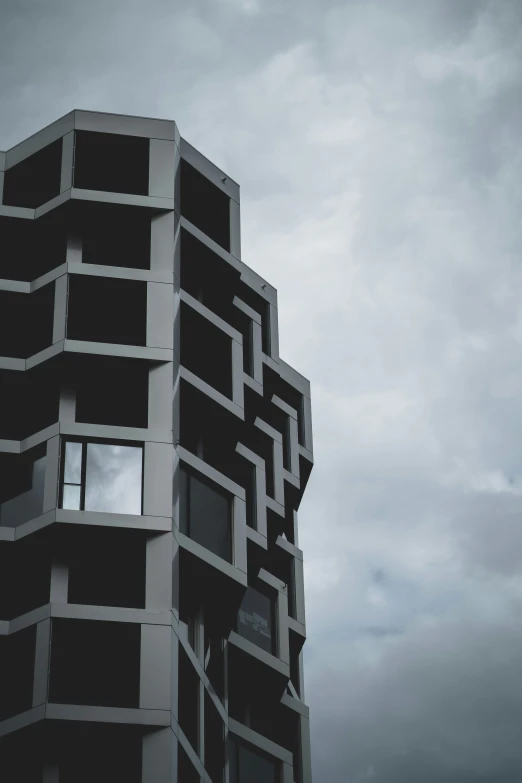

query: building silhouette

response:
[0,110,314,783]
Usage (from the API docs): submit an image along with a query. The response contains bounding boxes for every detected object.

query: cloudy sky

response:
[2,0,522,780]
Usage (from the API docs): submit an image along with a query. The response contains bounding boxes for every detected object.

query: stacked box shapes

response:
[0,110,314,783]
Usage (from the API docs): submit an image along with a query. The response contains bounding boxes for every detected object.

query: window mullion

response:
[80,442,87,510]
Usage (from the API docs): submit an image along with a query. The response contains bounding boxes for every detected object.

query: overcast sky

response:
[2,0,522,780]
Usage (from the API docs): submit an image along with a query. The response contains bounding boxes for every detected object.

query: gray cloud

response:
[2,0,522,780]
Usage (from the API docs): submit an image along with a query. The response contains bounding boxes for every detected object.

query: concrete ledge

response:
[55,508,172,532]
[46,703,171,726]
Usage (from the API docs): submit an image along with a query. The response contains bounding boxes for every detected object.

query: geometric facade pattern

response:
[0,110,314,783]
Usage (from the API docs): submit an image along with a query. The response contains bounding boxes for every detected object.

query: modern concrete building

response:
[0,110,314,783]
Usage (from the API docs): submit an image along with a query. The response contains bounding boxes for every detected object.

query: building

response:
[0,110,314,783]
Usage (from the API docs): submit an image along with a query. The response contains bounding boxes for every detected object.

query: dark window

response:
[67,274,147,346]
[73,131,149,196]
[3,139,62,208]
[78,203,151,270]
[246,462,256,530]
[0,626,36,721]
[180,159,230,251]
[67,527,145,609]
[237,586,275,655]
[49,618,140,707]
[180,302,233,398]
[179,596,198,654]
[290,649,301,699]
[236,281,271,355]
[205,690,225,783]
[179,228,239,320]
[60,440,143,515]
[0,368,59,441]
[0,446,46,528]
[75,358,149,429]
[0,283,55,358]
[229,738,279,783]
[178,646,199,752]
[0,535,51,619]
[205,634,225,704]
[179,467,232,562]
[0,216,66,282]
[59,725,142,783]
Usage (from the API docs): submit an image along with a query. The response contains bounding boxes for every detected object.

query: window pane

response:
[64,441,82,484]
[0,454,46,526]
[85,444,142,515]
[238,744,276,783]
[63,484,81,510]
[237,587,274,654]
[189,474,231,562]
[228,739,238,783]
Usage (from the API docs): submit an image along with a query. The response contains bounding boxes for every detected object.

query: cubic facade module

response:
[0,110,314,783]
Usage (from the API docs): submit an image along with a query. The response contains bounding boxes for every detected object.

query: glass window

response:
[85,443,142,514]
[179,467,232,562]
[229,738,278,783]
[62,441,83,510]
[237,586,275,655]
[0,450,46,527]
[61,440,143,515]
[64,441,82,484]
[62,484,81,511]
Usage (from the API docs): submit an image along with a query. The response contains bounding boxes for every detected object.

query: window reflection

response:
[64,441,82,484]
[237,587,275,655]
[229,738,278,783]
[85,443,142,515]
[179,467,232,562]
[60,440,143,516]
[62,484,81,511]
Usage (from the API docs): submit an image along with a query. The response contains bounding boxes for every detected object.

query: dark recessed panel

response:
[67,274,146,346]
[74,131,149,196]
[180,159,230,251]
[49,618,140,708]
[3,139,62,208]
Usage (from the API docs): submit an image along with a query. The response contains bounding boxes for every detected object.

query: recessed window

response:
[0,445,46,528]
[77,203,151,270]
[179,467,232,563]
[0,626,36,721]
[75,357,149,429]
[178,646,199,751]
[49,618,140,708]
[3,139,62,208]
[180,159,230,251]
[0,215,66,282]
[236,280,271,355]
[67,527,146,609]
[73,131,149,196]
[0,283,55,359]
[67,274,147,346]
[229,737,279,783]
[180,228,239,319]
[236,586,275,655]
[180,302,233,398]
[0,535,51,619]
[0,368,59,441]
[60,440,143,515]
[59,725,142,783]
